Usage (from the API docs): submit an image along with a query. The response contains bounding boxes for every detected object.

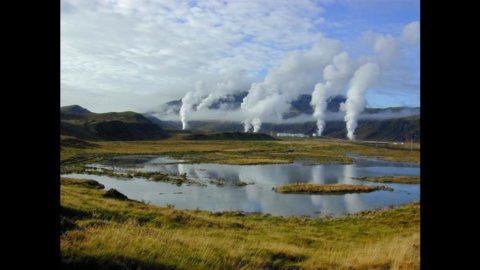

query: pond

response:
[63,155,420,217]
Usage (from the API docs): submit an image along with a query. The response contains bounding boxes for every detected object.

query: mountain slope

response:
[61,105,169,141]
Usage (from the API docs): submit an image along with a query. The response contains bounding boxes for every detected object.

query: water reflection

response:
[66,156,420,217]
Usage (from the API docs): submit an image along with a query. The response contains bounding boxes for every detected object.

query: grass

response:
[352,176,420,184]
[60,137,420,269]
[273,183,393,194]
[61,177,419,270]
[60,135,419,165]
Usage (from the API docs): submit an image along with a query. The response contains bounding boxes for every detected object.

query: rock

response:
[60,216,77,234]
[82,180,105,189]
[103,188,128,200]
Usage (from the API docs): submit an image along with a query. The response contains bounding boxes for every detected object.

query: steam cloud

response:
[180,81,206,130]
[172,21,419,138]
[310,52,353,136]
[241,39,342,132]
[180,68,251,130]
[343,63,380,140]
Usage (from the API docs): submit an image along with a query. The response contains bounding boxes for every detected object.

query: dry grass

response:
[60,137,420,269]
[302,233,420,269]
[61,136,419,165]
[61,177,420,270]
[274,183,393,194]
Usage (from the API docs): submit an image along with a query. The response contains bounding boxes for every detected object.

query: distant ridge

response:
[60,105,169,141]
[61,105,91,114]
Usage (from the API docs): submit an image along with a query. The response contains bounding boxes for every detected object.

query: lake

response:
[63,155,420,217]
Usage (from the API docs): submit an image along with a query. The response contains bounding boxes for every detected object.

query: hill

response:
[61,105,169,141]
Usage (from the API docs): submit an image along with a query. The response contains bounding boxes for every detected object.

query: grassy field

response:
[61,178,420,270]
[352,176,420,184]
[61,135,420,165]
[273,183,393,194]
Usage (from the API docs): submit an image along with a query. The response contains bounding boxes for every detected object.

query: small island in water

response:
[273,183,393,194]
[351,176,420,184]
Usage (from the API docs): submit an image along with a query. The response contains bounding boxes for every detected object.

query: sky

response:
[61,0,420,113]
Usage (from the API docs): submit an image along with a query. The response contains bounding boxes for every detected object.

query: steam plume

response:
[180,80,207,130]
[310,52,352,136]
[241,39,342,132]
[243,119,252,132]
[180,69,250,130]
[252,117,262,133]
[197,68,250,111]
[343,63,380,140]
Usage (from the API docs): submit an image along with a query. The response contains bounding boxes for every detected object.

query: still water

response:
[64,156,420,217]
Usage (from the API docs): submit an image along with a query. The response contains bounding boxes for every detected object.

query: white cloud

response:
[61,0,419,115]
[402,21,420,45]
[61,0,327,112]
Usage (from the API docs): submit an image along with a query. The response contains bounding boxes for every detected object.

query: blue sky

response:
[61,0,420,113]
[319,0,420,108]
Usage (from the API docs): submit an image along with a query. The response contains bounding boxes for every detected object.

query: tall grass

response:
[61,178,419,270]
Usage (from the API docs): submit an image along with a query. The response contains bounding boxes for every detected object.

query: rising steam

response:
[343,63,380,140]
[180,68,251,130]
[310,52,352,136]
[180,81,207,130]
[241,39,342,132]
[170,22,418,138]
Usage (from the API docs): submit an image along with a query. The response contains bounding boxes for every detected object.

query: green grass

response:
[352,176,420,184]
[274,183,393,194]
[61,178,419,270]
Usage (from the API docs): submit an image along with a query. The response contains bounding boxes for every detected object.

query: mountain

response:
[284,94,346,118]
[61,105,169,141]
[208,92,247,110]
[156,94,419,120]
[61,105,91,115]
